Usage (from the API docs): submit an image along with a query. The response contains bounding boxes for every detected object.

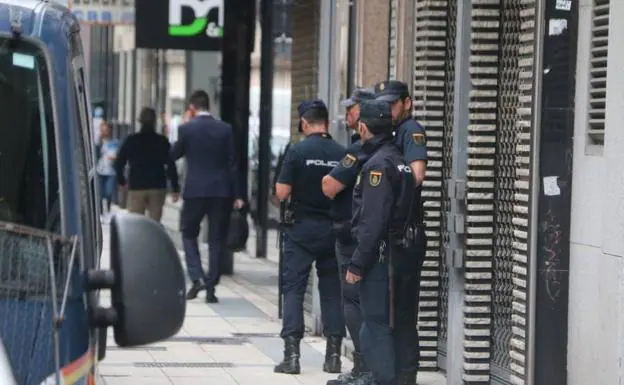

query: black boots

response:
[323,336,343,373]
[326,351,371,385]
[275,336,343,376]
[274,336,301,374]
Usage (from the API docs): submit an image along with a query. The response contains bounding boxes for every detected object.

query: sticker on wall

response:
[555,0,571,11]
[543,176,561,196]
[548,19,568,36]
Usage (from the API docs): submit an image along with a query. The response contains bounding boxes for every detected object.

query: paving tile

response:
[161,365,234,378]
[103,349,154,364]
[149,349,215,363]
[98,363,166,378]
[102,376,172,385]
[182,316,236,335]
[201,344,274,365]
[184,302,220,317]
[168,373,238,385]
[225,367,303,385]
[209,297,268,318]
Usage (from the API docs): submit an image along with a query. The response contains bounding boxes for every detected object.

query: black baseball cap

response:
[374,80,410,102]
[359,100,393,135]
[340,87,375,108]
[297,99,328,117]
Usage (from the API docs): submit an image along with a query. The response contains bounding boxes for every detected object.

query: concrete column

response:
[395,0,415,86]
[353,0,389,86]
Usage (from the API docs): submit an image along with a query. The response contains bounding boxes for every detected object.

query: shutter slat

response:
[587,0,610,145]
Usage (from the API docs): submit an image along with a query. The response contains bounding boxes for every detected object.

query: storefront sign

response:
[135,0,224,51]
[69,0,135,25]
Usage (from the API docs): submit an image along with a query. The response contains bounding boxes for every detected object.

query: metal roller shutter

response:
[413,0,538,380]
[388,0,398,80]
[492,1,537,384]
[462,0,501,382]
[290,0,320,316]
[587,0,610,145]
[412,0,452,372]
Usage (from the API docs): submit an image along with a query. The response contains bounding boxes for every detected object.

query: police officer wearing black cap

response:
[322,87,375,385]
[374,80,427,185]
[346,99,423,385]
[374,80,426,383]
[342,87,375,144]
[274,99,346,375]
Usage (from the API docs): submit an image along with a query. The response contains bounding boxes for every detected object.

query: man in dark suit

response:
[171,90,244,303]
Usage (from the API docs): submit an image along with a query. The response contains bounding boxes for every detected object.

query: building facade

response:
[289,1,624,384]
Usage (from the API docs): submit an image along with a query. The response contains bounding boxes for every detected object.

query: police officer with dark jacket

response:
[321,87,375,385]
[346,100,423,385]
[374,80,427,185]
[274,100,346,375]
[375,80,427,383]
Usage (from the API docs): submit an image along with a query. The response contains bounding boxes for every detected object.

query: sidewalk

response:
[99,223,347,385]
[101,204,446,384]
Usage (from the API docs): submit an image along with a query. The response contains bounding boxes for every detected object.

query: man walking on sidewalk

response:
[171,90,244,304]
[115,107,180,222]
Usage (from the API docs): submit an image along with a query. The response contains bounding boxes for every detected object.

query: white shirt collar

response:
[196,111,211,117]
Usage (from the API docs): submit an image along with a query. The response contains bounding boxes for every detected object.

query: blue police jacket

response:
[171,114,241,199]
[277,132,344,219]
[349,136,416,276]
[394,118,428,164]
[328,139,369,222]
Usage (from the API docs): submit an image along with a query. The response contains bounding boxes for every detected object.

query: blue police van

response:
[0,1,186,384]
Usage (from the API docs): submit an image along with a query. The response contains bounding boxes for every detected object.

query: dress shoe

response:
[186,281,205,300]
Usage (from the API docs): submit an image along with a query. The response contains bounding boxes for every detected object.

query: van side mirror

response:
[109,212,186,346]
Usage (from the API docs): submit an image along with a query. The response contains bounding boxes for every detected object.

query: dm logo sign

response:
[168,0,224,38]
[135,0,224,51]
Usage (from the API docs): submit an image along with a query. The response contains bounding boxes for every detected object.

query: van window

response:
[0,39,59,232]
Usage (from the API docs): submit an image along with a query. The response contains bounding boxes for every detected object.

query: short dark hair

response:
[301,108,328,126]
[189,90,210,110]
[138,107,157,127]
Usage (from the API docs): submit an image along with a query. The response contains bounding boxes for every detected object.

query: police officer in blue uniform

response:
[322,87,375,385]
[274,100,346,375]
[374,81,427,384]
[346,99,424,385]
[374,80,427,185]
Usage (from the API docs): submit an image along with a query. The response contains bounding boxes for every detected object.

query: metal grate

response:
[412,0,453,371]
[169,336,247,345]
[134,362,234,368]
[587,0,609,145]
[491,1,520,375]
[463,0,501,382]
[0,225,78,385]
[388,0,399,80]
[107,346,168,351]
[508,1,537,383]
[232,332,279,338]
[437,0,457,364]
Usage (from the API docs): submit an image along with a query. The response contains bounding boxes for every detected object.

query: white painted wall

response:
[568,1,624,384]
